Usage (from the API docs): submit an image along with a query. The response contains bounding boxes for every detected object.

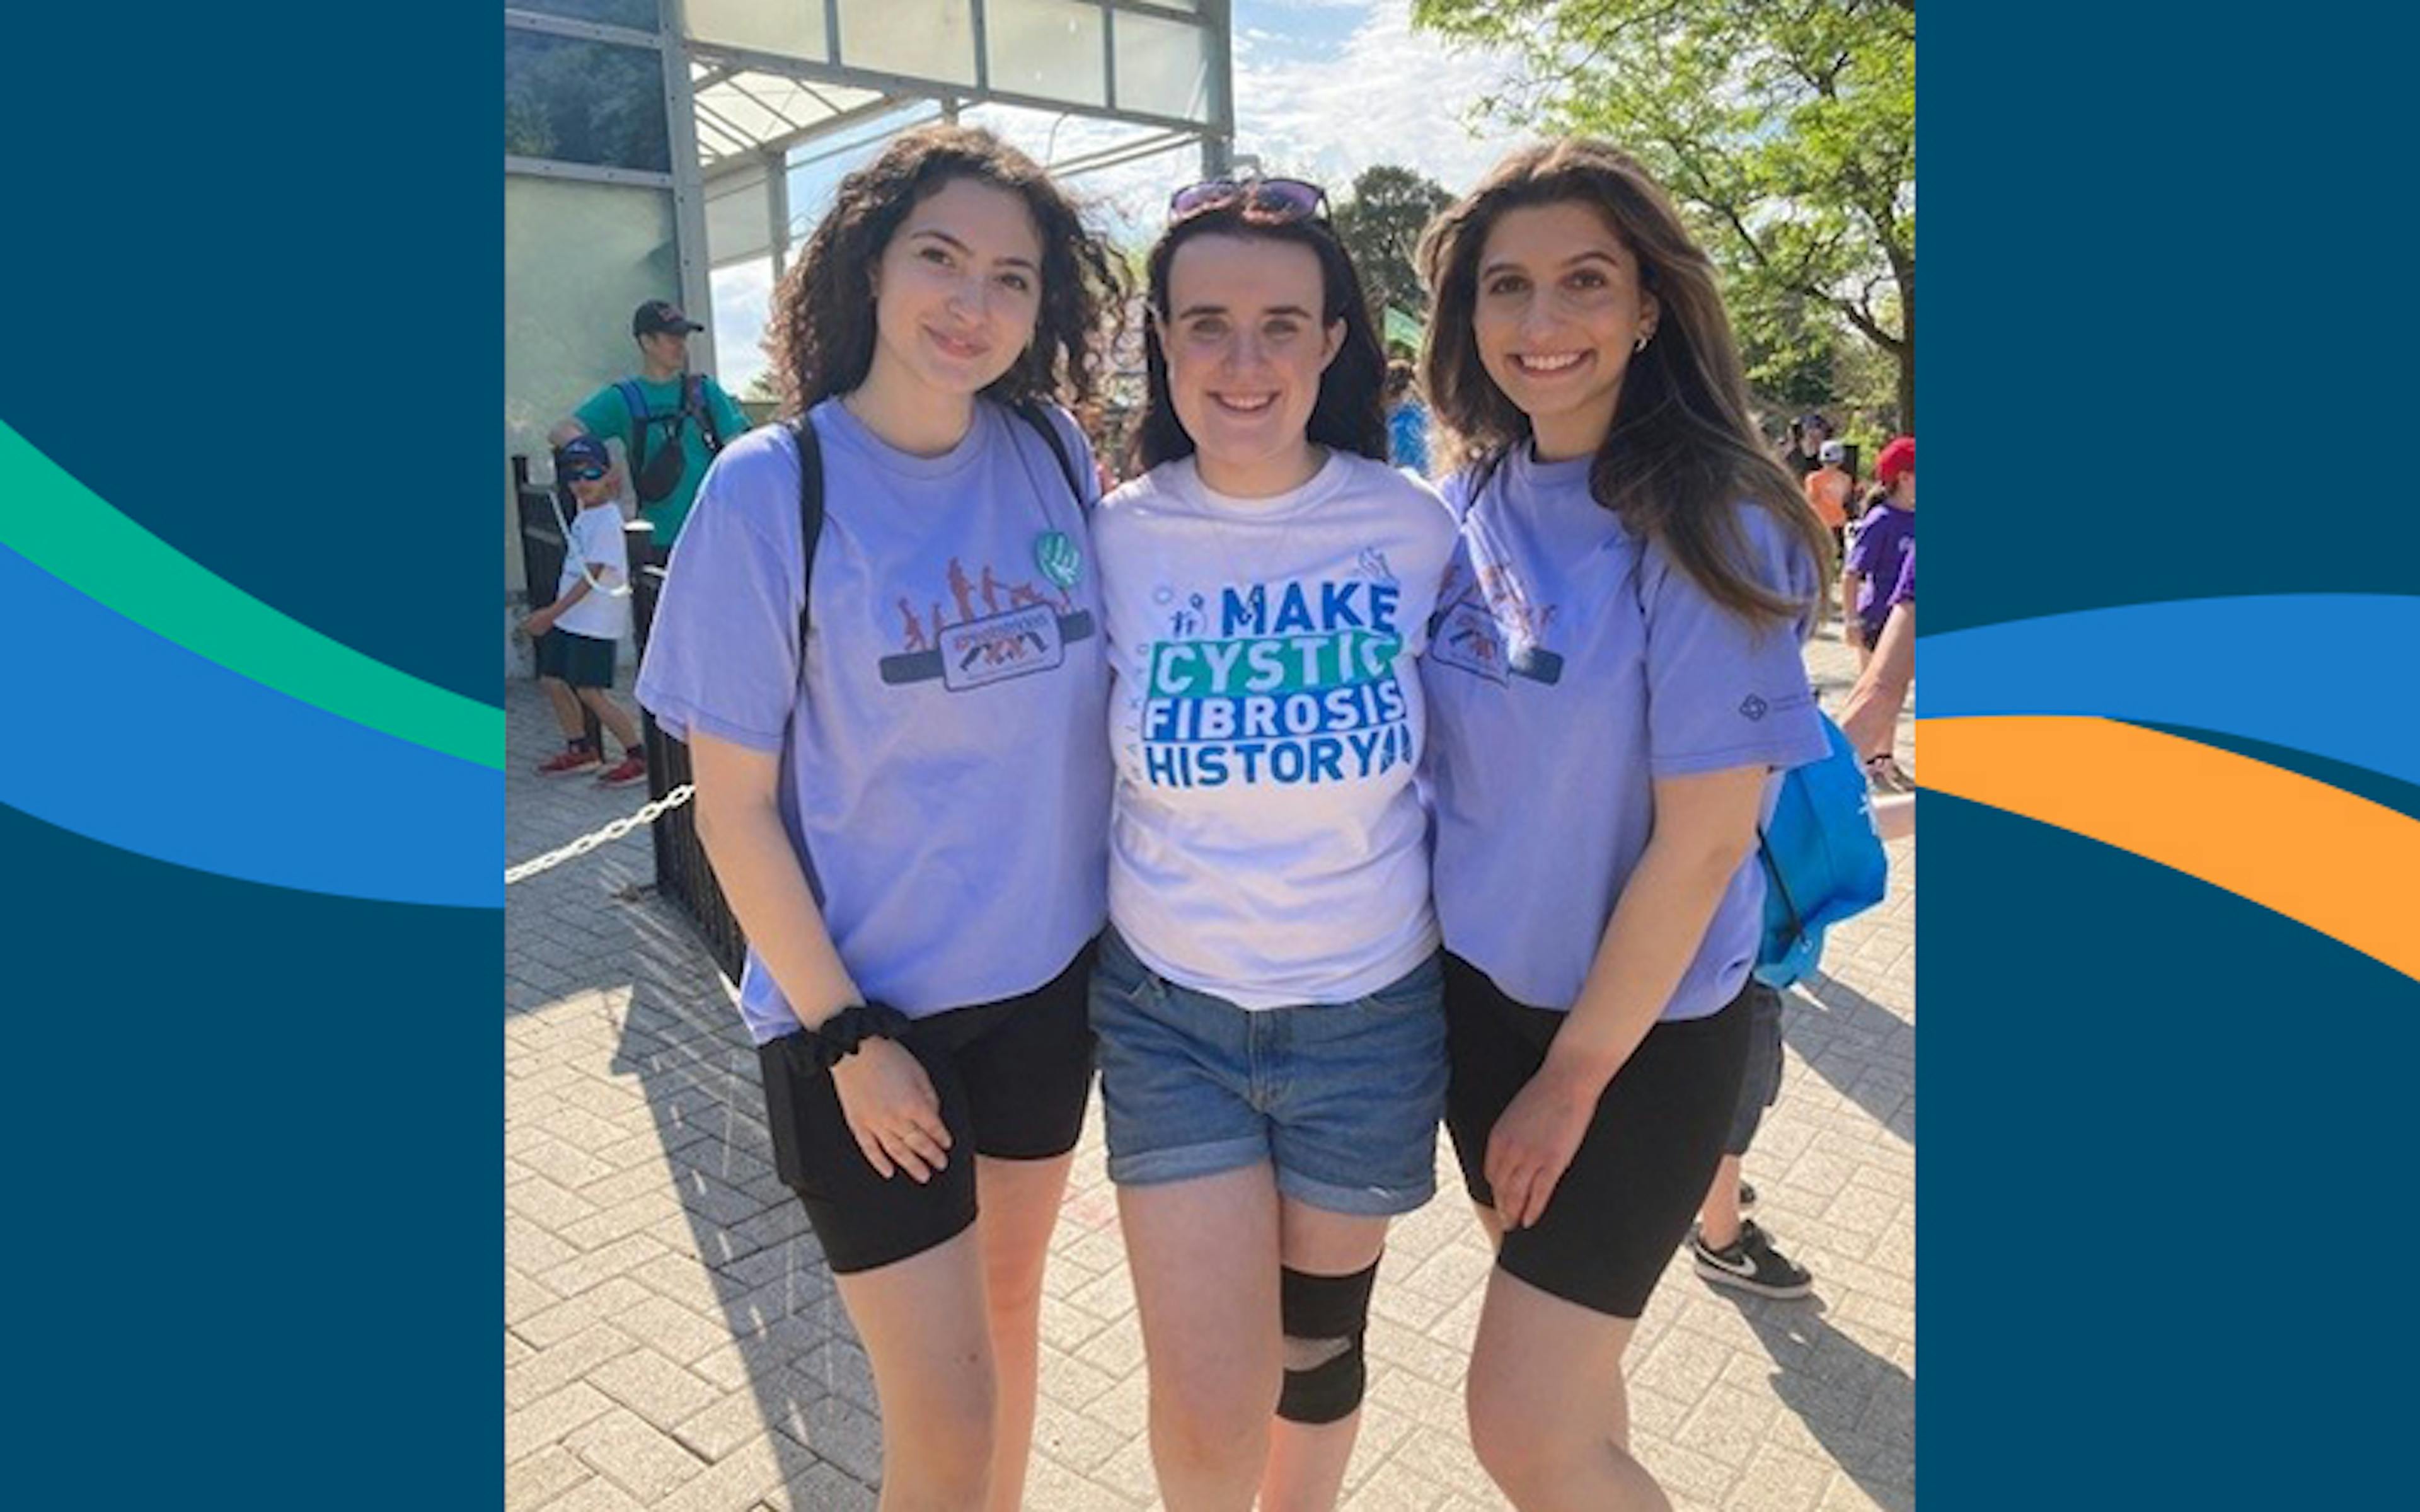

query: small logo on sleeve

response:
[1740,694,1769,721]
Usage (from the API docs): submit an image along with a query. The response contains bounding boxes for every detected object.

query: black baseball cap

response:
[633,299,703,337]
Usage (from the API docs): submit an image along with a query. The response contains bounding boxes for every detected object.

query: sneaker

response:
[536,744,601,777]
[596,753,648,788]
[1691,1218,1814,1299]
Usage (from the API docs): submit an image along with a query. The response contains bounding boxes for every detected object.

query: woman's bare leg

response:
[971,1153,1076,1512]
[1465,1267,1665,1512]
[1257,1199,1391,1512]
[1117,1165,1282,1512]
[830,1226,1000,1511]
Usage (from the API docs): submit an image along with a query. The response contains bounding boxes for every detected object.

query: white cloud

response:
[1234,4,1535,195]
[1253,0,1373,15]
[710,260,775,396]
[960,103,1206,248]
[974,6,1540,246]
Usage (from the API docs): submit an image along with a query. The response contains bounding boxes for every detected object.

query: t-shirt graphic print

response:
[877,549,1093,692]
[1427,549,1567,687]
[1136,565,1414,790]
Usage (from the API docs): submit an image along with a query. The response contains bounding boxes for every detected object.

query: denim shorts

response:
[1088,926,1446,1217]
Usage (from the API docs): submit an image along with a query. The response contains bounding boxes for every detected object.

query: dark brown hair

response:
[1136,202,1388,470]
[765,124,1124,416]
[1419,139,1832,626]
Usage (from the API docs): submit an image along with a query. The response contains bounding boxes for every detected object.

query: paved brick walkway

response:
[505,628,1914,1511]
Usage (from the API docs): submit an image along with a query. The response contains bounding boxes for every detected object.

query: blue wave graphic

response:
[1922,595,2420,788]
[0,545,499,907]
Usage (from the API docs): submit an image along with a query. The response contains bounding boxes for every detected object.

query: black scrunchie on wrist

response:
[800,1002,912,1070]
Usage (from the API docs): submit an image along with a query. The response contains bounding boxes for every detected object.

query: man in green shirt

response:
[551,300,752,553]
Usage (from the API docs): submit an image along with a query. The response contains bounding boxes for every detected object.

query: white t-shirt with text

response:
[1096,451,1457,1009]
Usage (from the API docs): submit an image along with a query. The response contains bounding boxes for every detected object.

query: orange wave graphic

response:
[1918,716,2420,982]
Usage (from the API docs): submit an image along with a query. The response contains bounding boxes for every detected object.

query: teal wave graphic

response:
[0,420,501,769]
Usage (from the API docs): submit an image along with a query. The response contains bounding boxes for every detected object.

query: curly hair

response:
[764,124,1124,417]
[1418,139,1832,627]
[1136,201,1389,471]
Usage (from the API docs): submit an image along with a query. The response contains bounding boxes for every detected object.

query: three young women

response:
[640,122,1841,1512]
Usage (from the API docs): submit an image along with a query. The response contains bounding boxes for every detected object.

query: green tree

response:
[505,31,669,173]
[1331,164,1455,329]
[1414,0,1916,428]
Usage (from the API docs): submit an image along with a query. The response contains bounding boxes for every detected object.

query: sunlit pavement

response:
[505,623,1914,1511]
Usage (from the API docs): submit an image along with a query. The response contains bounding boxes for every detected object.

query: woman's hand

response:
[829,1038,953,1182]
[1484,1060,1603,1230]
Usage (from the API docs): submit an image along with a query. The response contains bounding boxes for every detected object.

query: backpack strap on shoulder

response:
[1469,445,1508,512]
[792,411,824,667]
[688,374,726,455]
[616,379,652,472]
[1008,397,1088,513]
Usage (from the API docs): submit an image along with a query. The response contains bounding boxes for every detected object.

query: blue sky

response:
[711,1,1531,391]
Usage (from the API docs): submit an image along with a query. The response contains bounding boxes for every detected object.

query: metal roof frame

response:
[508,1,1235,372]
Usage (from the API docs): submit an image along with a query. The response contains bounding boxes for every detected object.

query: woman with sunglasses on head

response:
[633,125,1121,1512]
[1415,140,1833,1511]
[1087,176,1459,1512]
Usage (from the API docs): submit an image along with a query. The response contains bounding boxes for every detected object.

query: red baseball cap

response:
[1876,435,1915,486]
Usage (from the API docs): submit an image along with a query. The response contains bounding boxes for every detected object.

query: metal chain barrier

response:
[505,784,696,886]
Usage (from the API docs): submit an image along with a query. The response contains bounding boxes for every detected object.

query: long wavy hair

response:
[1419,140,1831,626]
[765,124,1124,416]
[1136,201,1389,470]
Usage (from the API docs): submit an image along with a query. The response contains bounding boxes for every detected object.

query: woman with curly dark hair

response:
[635,123,1122,1512]
[1415,140,1834,1510]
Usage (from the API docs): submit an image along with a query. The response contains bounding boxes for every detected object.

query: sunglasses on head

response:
[1167,176,1329,223]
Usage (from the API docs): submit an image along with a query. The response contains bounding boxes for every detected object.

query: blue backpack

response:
[1753,713,1891,987]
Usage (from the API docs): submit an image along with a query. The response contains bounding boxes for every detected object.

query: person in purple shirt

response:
[1415,139,1833,1511]
[634,125,1122,1512]
[1845,539,1918,794]
[1843,433,1916,665]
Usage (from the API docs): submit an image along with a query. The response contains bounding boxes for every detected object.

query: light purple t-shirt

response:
[1422,447,1829,1019]
[1891,541,1915,607]
[1847,503,1915,636]
[635,398,1110,1043]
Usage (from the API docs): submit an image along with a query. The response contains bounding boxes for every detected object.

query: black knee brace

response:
[1276,1259,1382,1424]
